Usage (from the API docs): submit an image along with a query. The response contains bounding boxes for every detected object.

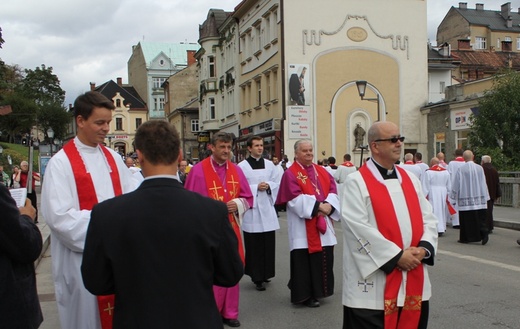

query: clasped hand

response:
[396,247,425,272]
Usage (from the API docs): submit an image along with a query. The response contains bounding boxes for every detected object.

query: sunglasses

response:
[374,136,405,143]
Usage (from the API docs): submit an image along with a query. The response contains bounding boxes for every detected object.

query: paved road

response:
[36,206,520,329]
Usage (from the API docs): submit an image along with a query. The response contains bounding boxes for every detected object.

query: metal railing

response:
[496,172,520,208]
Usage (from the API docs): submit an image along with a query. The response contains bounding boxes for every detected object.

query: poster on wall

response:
[287,106,311,139]
[287,64,309,106]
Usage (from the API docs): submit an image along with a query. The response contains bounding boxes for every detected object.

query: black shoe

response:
[255,282,266,291]
[264,279,271,283]
[453,225,460,229]
[517,239,520,246]
[482,235,489,245]
[438,232,444,237]
[223,318,241,327]
[457,240,468,244]
[303,298,320,308]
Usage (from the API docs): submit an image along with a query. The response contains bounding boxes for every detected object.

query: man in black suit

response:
[81,120,244,329]
[0,185,43,328]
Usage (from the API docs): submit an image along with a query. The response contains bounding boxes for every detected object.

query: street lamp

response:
[356,80,381,122]
[47,128,54,156]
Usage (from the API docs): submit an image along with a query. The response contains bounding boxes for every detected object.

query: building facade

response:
[437,2,520,53]
[128,42,199,120]
[91,78,148,155]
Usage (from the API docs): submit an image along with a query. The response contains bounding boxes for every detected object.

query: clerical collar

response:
[372,159,397,180]
[211,157,227,167]
[246,155,265,169]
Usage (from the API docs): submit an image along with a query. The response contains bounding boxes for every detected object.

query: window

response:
[116,118,123,131]
[116,99,121,107]
[475,37,486,50]
[209,57,215,78]
[191,119,200,132]
[153,77,166,89]
[209,98,216,119]
[256,25,262,51]
[505,36,512,42]
[265,73,271,101]
[135,118,142,130]
[439,81,445,94]
[265,16,270,42]
[497,38,501,49]
[159,98,165,110]
[256,79,262,107]
[517,37,520,50]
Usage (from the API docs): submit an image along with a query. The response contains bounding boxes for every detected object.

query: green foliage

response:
[18,64,65,106]
[0,142,40,172]
[0,92,38,142]
[469,69,520,170]
[37,103,71,140]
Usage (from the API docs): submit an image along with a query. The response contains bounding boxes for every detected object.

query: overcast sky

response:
[0,0,515,106]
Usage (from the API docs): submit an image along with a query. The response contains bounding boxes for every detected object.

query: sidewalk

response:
[33,186,520,329]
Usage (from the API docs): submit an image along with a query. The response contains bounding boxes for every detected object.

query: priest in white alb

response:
[41,91,137,329]
[421,157,452,236]
[341,122,437,329]
[238,136,280,291]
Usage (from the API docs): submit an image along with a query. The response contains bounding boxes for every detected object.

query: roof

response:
[137,42,199,67]
[199,9,233,40]
[94,80,147,110]
[451,50,520,69]
[453,6,520,33]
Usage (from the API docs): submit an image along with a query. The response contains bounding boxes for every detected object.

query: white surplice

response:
[41,137,137,329]
[340,160,438,310]
[238,158,280,233]
[397,163,423,180]
[451,161,490,211]
[447,159,466,226]
[421,168,451,233]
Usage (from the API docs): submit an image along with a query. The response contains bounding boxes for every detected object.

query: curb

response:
[494,220,520,231]
[35,223,51,268]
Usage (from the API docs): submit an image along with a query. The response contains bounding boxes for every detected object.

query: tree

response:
[18,64,65,106]
[0,92,38,143]
[37,103,71,141]
[469,69,520,170]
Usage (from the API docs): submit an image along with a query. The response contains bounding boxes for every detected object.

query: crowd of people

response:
[1,90,514,329]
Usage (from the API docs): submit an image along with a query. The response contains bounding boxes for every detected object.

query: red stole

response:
[455,157,464,162]
[341,161,355,167]
[63,139,122,329]
[288,163,331,254]
[359,165,424,329]
[201,158,245,263]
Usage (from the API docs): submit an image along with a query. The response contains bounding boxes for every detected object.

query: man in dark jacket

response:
[481,155,501,233]
[82,120,243,329]
[0,184,43,328]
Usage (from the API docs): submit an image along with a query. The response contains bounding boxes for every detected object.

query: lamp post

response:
[47,128,55,156]
[356,80,381,122]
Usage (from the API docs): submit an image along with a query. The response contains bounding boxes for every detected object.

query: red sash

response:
[289,163,331,254]
[359,165,424,329]
[63,139,122,329]
[201,158,245,263]
[341,161,354,167]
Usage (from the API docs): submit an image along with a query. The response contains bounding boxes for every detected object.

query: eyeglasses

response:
[374,136,405,143]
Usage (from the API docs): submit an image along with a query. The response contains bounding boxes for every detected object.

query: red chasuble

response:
[288,163,331,254]
[359,165,424,329]
[63,140,122,329]
[201,158,245,263]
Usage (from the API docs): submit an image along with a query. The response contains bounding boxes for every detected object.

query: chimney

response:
[501,2,512,19]
[476,3,484,10]
[458,39,471,50]
[459,2,467,9]
[117,77,122,86]
[507,16,513,28]
[90,82,96,91]
[187,50,196,66]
